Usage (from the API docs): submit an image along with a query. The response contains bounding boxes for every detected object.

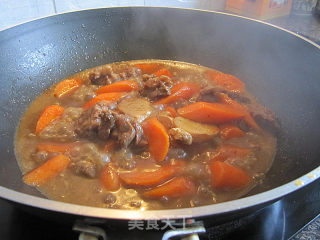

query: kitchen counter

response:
[1,1,320,43]
[267,13,320,43]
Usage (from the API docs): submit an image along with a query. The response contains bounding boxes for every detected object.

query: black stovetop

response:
[0,179,319,240]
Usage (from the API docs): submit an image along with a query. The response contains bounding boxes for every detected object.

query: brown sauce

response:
[15,60,277,210]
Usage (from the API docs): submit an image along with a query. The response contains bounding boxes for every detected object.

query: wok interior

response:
[1,7,320,200]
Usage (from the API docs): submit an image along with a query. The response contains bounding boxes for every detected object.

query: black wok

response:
[0,7,319,224]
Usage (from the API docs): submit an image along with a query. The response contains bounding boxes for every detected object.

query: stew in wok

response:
[15,60,279,210]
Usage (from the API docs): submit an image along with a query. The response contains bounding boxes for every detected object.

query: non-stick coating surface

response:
[0,7,319,220]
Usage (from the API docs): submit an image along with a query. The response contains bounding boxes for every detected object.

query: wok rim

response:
[1,7,320,220]
[0,166,319,220]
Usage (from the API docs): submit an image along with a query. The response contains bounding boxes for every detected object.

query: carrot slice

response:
[210,161,250,188]
[100,164,120,191]
[177,102,244,124]
[143,177,196,198]
[171,82,200,95]
[134,63,161,74]
[155,95,178,105]
[212,145,252,162]
[143,118,169,162]
[206,70,245,93]
[96,80,138,94]
[220,124,245,140]
[36,142,79,153]
[218,93,260,130]
[83,92,126,109]
[155,82,201,105]
[164,106,178,118]
[120,161,185,186]
[35,105,64,134]
[54,78,82,98]
[23,154,70,186]
[153,68,174,78]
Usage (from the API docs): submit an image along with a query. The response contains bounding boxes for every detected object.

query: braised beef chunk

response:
[199,86,219,103]
[90,65,142,86]
[245,103,280,134]
[135,134,148,147]
[114,112,144,148]
[199,86,252,104]
[31,151,48,163]
[71,160,97,178]
[116,64,142,80]
[140,74,173,100]
[69,143,102,178]
[75,101,144,147]
[169,128,193,145]
[75,101,116,140]
[113,149,136,170]
[89,65,117,85]
[104,193,117,204]
[114,113,136,148]
[199,85,279,133]
[228,92,252,104]
[132,121,144,145]
[39,107,83,142]
[90,74,107,85]
[186,162,210,180]
[157,111,174,129]
[71,85,97,104]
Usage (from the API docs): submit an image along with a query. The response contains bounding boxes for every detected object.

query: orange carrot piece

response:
[206,70,245,93]
[212,145,252,162]
[153,68,174,78]
[170,82,195,95]
[96,80,138,94]
[120,162,185,186]
[54,78,82,98]
[177,102,244,124]
[35,105,64,134]
[143,118,169,162]
[164,106,178,118]
[134,63,161,74]
[155,95,179,105]
[103,140,117,152]
[220,124,245,140]
[155,82,201,105]
[100,164,120,191]
[143,177,196,198]
[36,142,79,153]
[210,161,250,188]
[83,92,126,109]
[218,93,260,130]
[23,154,70,186]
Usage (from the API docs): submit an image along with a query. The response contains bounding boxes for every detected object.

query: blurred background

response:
[1,0,320,42]
[0,0,225,30]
